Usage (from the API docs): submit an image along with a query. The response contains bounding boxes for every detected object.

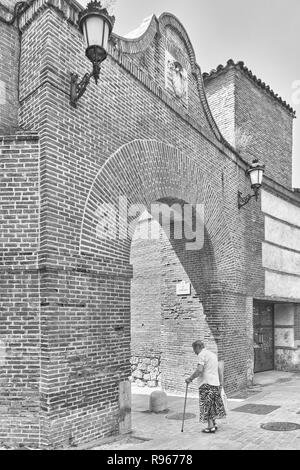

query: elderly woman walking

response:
[186,340,226,433]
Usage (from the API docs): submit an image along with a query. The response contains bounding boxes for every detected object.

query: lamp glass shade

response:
[248,160,265,188]
[82,14,110,50]
[258,168,264,185]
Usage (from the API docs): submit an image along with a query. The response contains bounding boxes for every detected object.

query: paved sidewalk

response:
[93,371,300,450]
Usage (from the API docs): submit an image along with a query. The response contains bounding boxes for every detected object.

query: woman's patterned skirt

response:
[198,384,226,423]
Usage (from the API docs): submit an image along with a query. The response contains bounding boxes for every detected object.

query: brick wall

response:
[130,216,162,359]
[0,131,41,447]
[130,212,220,394]
[204,68,236,146]
[130,215,162,387]
[160,220,218,395]
[204,63,294,189]
[295,305,300,342]
[0,1,20,132]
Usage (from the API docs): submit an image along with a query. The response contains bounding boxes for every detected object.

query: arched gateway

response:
[79,139,237,429]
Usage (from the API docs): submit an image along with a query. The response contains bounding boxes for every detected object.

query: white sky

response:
[81,0,300,187]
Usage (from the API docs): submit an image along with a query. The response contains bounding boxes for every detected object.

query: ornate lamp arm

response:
[70,58,103,107]
[70,72,93,108]
[238,186,260,209]
[238,192,255,209]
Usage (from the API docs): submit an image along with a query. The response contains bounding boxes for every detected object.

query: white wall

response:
[261,190,300,301]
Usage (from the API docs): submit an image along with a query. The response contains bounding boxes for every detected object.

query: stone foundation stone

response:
[131,356,161,387]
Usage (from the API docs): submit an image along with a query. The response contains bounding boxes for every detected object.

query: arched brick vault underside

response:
[79,139,237,292]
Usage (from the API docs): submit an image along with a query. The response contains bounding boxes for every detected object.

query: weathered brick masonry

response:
[0,0,300,448]
[0,0,20,132]
[0,131,40,445]
[204,60,294,187]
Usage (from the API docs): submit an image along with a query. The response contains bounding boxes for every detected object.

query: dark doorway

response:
[253,301,274,373]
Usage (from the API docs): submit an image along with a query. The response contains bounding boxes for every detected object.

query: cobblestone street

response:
[93,372,300,451]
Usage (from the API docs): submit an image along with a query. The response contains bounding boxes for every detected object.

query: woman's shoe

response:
[202,427,216,433]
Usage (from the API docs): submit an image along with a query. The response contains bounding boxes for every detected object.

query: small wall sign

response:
[176,281,191,296]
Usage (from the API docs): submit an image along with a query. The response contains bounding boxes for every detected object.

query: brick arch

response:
[79,139,237,288]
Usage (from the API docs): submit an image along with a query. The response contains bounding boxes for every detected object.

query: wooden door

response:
[253,302,274,373]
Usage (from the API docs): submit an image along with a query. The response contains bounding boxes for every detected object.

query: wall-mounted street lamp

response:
[238,159,265,209]
[70,1,115,108]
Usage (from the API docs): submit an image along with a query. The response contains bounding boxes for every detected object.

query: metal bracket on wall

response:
[70,59,102,107]
[238,187,260,209]
[70,72,93,108]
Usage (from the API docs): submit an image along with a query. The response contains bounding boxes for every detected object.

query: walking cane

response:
[181,382,189,432]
